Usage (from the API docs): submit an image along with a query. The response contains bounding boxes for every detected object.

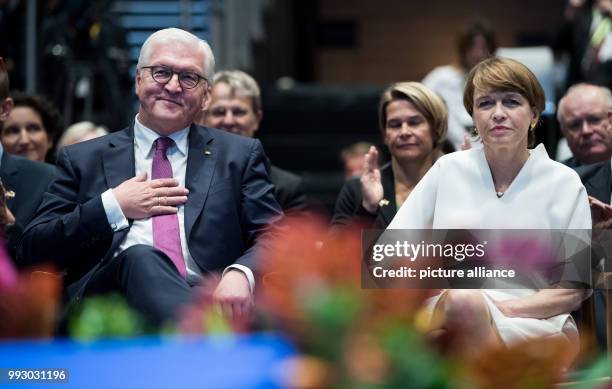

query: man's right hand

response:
[113,172,189,219]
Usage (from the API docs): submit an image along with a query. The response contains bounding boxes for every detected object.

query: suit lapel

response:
[599,162,612,204]
[184,125,216,240]
[584,162,612,204]
[102,125,136,257]
[102,126,135,189]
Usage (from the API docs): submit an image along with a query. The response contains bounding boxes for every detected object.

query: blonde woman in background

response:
[332,82,448,228]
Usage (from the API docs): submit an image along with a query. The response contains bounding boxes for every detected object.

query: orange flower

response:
[0,266,61,338]
[258,215,429,338]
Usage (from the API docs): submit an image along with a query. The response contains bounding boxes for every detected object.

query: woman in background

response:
[423,20,497,150]
[332,82,447,228]
[1,92,62,163]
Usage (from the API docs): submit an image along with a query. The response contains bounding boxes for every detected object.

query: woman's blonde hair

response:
[378,82,448,148]
[463,57,545,146]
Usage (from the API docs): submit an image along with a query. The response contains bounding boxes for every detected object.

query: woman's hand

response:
[491,288,586,319]
[360,146,384,214]
[588,196,612,229]
[0,180,15,226]
[492,298,520,317]
[460,133,472,151]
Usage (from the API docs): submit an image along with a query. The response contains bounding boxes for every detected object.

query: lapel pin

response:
[204,149,212,156]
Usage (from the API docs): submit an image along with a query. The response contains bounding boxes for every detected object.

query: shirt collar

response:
[133,115,189,158]
[0,143,3,169]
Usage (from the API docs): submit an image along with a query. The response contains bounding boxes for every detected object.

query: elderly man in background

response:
[19,28,282,326]
[196,70,306,213]
[557,83,612,168]
[564,83,612,351]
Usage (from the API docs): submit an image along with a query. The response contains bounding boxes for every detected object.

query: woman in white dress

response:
[386,57,591,360]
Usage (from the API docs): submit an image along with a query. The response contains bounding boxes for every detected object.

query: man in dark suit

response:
[558,83,612,168]
[555,0,612,91]
[568,82,612,349]
[575,160,611,350]
[18,28,282,325]
[0,58,54,259]
[195,70,306,213]
[1,150,54,257]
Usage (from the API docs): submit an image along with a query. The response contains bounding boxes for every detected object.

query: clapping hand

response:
[460,133,472,151]
[0,180,15,227]
[112,172,189,220]
[588,196,612,229]
[360,146,384,214]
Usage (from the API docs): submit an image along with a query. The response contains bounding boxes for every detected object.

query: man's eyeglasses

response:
[141,65,207,89]
[564,113,608,133]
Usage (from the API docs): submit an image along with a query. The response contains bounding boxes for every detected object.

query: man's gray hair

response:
[213,70,262,112]
[137,28,215,81]
[557,83,612,124]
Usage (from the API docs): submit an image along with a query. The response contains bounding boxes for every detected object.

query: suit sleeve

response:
[17,147,113,268]
[331,179,362,227]
[2,158,55,262]
[234,139,283,271]
[283,178,307,213]
[332,177,398,231]
[5,222,24,261]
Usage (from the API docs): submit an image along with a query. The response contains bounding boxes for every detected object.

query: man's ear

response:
[134,69,141,95]
[0,97,13,121]
[200,88,212,111]
[255,109,263,127]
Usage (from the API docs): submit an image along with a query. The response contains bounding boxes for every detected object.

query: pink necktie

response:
[152,137,187,278]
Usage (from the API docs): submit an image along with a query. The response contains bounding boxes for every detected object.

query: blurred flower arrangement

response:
[0,231,61,339]
[69,293,147,340]
[256,217,449,388]
[253,217,611,388]
[63,217,610,388]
